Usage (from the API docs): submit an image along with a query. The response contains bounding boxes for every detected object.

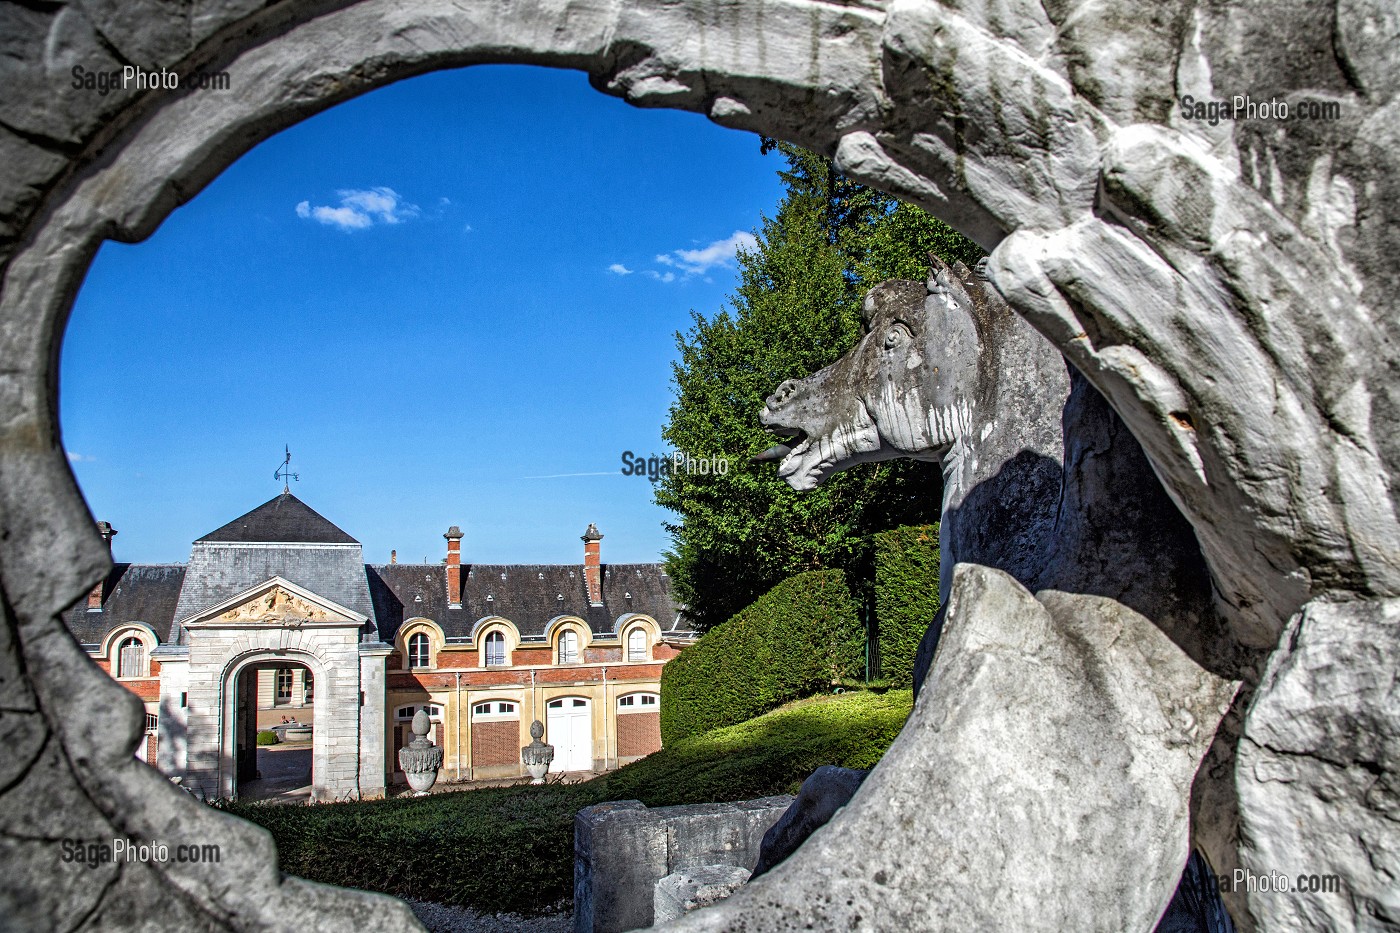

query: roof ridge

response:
[195,492,358,545]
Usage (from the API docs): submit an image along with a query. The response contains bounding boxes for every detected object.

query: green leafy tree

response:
[656,142,980,631]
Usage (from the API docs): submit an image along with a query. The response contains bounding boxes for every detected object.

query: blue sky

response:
[60,65,785,566]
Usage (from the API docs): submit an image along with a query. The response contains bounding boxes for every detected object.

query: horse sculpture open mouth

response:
[752,424,805,464]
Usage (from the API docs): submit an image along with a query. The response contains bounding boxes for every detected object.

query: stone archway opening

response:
[217,649,339,803]
[234,660,316,803]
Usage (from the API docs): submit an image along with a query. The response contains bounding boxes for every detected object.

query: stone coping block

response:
[574,796,792,933]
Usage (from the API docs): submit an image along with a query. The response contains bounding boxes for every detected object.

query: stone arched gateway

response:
[1,2,1394,932]
[217,647,329,801]
[215,649,335,803]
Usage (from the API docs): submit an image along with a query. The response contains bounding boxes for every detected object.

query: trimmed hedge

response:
[873,524,940,687]
[256,730,279,746]
[660,569,862,743]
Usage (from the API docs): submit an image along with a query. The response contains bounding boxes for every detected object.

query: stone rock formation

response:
[0,1,1393,930]
[678,564,1239,931]
[755,263,1242,930]
[750,765,868,880]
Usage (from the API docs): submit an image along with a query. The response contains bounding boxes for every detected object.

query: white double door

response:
[546,696,593,772]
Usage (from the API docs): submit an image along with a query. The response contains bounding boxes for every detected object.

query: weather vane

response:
[275,445,299,494]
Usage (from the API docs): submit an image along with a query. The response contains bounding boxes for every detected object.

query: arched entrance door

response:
[546,696,593,773]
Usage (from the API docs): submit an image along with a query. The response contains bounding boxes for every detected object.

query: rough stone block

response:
[654,865,752,924]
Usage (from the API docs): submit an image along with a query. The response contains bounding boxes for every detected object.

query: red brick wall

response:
[472,720,519,768]
[617,712,662,758]
[121,679,161,700]
[586,646,621,663]
[513,647,552,666]
[437,649,475,668]
[143,733,158,764]
[654,644,681,661]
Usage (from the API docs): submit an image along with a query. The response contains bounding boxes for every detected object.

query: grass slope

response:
[227,689,912,914]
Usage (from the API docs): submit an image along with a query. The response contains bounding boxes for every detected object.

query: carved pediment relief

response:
[216,585,346,625]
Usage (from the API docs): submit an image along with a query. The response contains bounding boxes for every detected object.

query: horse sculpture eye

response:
[884,326,907,349]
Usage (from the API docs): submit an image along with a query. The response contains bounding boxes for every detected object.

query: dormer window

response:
[538,572,545,580]
[628,628,647,661]
[500,571,507,581]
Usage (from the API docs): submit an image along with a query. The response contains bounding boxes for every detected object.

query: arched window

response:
[144,713,158,733]
[627,628,648,661]
[116,636,146,678]
[484,630,506,667]
[471,700,518,719]
[617,692,660,712]
[408,632,431,669]
[558,629,580,664]
[395,704,443,721]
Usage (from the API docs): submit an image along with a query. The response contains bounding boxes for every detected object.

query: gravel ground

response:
[404,898,572,933]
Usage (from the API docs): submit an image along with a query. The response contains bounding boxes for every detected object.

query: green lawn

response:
[226,689,912,914]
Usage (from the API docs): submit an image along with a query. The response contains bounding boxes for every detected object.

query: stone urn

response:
[521,719,554,784]
[397,710,444,795]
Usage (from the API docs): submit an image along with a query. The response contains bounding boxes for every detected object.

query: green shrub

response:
[873,524,940,687]
[660,569,863,743]
[256,730,279,746]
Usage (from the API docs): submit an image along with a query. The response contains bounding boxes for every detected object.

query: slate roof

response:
[64,564,187,648]
[169,542,376,642]
[196,492,357,544]
[61,495,687,650]
[368,562,686,644]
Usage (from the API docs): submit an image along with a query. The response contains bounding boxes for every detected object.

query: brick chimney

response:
[444,526,463,609]
[582,523,603,606]
[88,521,116,611]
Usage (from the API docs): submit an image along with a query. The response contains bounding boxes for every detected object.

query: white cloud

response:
[655,230,757,276]
[295,187,420,231]
[66,451,95,463]
[607,263,633,276]
[644,270,677,283]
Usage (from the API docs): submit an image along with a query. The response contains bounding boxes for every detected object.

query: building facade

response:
[64,494,693,801]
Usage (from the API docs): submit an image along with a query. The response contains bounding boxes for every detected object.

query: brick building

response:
[64,493,694,800]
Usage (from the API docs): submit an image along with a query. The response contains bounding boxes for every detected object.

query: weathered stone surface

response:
[665,565,1238,931]
[1234,597,1400,932]
[0,1,1393,930]
[574,797,792,933]
[653,865,752,924]
[750,766,867,880]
